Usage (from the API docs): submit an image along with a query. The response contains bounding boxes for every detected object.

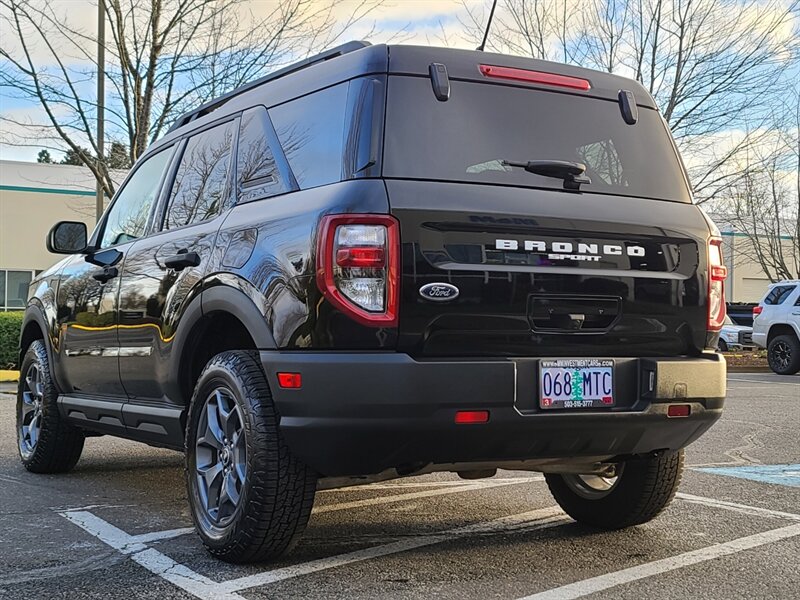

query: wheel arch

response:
[170,283,277,406]
[767,323,798,345]
[19,305,51,374]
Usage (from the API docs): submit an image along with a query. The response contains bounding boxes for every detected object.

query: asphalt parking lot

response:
[0,373,798,600]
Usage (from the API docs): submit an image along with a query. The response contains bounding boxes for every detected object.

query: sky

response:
[0,0,798,168]
[0,0,478,162]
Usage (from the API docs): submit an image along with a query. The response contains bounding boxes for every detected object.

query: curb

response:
[0,370,19,382]
[727,366,772,373]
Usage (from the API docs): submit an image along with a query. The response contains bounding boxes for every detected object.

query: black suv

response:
[18,42,727,563]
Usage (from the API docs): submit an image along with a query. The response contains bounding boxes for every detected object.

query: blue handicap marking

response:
[694,464,800,488]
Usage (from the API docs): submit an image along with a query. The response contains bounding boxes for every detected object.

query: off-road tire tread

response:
[186,350,316,563]
[18,340,85,473]
[767,334,800,375]
[545,449,684,529]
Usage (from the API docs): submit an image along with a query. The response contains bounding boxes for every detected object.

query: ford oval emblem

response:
[419,282,460,302]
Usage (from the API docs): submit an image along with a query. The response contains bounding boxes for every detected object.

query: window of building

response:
[270,83,348,189]
[237,107,289,202]
[164,120,236,230]
[0,270,34,310]
[100,147,175,248]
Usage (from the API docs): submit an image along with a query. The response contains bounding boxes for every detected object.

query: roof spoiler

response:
[166,40,371,134]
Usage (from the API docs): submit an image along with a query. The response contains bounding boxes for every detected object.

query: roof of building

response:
[0,160,127,196]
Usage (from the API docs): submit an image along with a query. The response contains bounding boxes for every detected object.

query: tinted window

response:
[237,107,288,202]
[384,78,691,203]
[100,148,174,248]
[165,120,236,230]
[765,285,796,305]
[270,83,347,189]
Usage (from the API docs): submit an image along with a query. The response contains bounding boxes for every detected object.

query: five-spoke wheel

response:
[19,363,44,458]
[195,388,247,526]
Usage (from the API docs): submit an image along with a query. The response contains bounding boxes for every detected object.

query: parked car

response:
[752,280,800,374]
[726,302,757,327]
[717,316,754,352]
[17,42,726,563]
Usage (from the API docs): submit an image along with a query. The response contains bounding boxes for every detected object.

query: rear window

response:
[764,285,796,305]
[383,78,691,203]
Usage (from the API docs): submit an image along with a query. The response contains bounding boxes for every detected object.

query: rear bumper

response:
[262,351,726,477]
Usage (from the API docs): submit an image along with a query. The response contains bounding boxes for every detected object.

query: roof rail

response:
[166,41,371,134]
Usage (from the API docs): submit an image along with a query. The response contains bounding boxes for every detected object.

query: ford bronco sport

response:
[17,42,727,563]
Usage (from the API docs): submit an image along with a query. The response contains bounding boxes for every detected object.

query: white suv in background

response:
[752,281,800,374]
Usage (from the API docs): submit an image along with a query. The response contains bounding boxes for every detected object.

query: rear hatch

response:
[382,56,712,357]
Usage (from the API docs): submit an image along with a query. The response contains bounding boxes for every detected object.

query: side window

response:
[237,107,288,202]
[270,83,348,189]
[100,147,174,248]
[765,285,796,305]
[164,120,236,230]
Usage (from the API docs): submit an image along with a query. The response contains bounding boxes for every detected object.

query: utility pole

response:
[96,0,105,223]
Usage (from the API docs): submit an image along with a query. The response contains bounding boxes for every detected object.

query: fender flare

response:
[19,303,61,386]
[165,282,277,403]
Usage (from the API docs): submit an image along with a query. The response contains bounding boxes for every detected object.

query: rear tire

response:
[17,340,85,473]
[185,350,316,563]
[545,450,683,529]
[767,334,800,375]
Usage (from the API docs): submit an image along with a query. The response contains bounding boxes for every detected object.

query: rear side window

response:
[164,120,236,230]
[764,285,796,305]
[236,106,289,202]
[270,83,348,189]
[383,77,691,203]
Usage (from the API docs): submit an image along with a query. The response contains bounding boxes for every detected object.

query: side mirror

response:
[47,221,88,254]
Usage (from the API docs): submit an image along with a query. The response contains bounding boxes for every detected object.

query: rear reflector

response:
[667,405,691,418]
[479,64,591,90]
[277,372,302,389]
[455,410,490,424]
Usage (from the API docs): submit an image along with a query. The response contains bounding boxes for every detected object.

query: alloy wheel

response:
[562,465,624,500]
[19,363,44,458]
[194,387,247,526]
[771,341,792,371]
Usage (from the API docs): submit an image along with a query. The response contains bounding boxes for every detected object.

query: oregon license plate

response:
[539,359,614,409]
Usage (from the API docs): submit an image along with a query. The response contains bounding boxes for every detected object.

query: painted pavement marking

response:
[62,505,566,600]
[519,523,800,600]
[692,463,800,488]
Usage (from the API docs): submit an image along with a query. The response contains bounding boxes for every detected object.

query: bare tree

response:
[460,0,800,202]
[0,0,383,198]
[718,90,800,281]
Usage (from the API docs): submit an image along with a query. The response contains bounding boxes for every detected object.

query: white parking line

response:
[518,523,800,600]
[215,507,568,594]
[676,493,800,522]
[62,511,246,600]
[62,505,567,600]
[728,377,799,386]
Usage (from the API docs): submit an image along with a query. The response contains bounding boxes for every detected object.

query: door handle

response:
[91,266,119,283]
[164,250,201,271]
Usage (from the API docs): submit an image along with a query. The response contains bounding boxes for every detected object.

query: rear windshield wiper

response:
[502,159,591,191]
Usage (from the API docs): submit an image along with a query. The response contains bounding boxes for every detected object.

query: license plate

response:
[539,359,614,409]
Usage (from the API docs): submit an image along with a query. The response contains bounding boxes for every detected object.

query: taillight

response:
[479,64,591,90]
[316,214,400,327]
[707,238,727,331]
[753,306,763,318]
